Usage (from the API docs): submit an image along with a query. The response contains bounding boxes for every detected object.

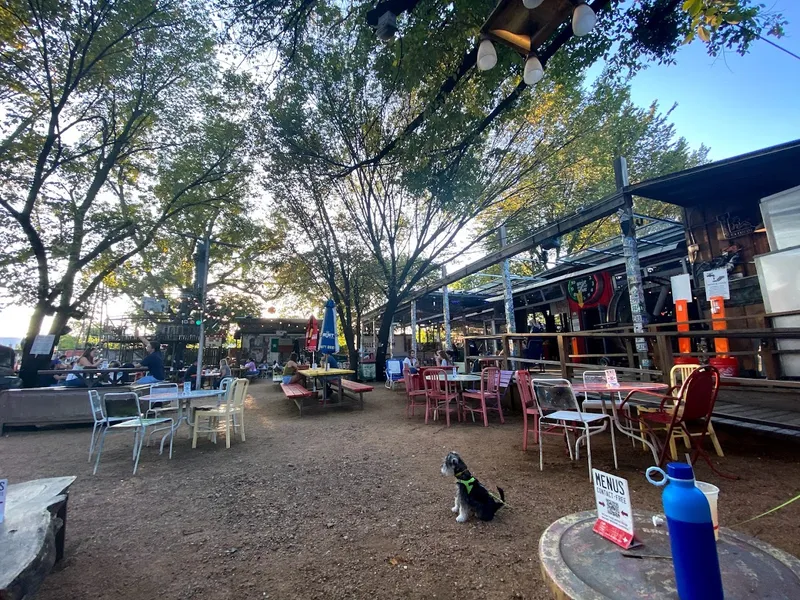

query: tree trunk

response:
[373,298,399,382]
[18,303,51,388]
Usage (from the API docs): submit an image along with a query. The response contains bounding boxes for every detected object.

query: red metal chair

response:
[516,370,539,450]
[619,365,733,478]
[403,369,426,418]
[462,367,504,427]
[423,368,461,426]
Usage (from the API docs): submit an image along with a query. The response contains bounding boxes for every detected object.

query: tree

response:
[0,0,251,386]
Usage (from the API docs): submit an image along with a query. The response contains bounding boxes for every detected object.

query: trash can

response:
[359,362,376,381]
[709,357,739,378]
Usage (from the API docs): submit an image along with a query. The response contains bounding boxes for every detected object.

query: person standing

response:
[134,337,165,385]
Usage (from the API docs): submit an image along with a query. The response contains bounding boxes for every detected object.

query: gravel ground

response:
[2,381,800,600]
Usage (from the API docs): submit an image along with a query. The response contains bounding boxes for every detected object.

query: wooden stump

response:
[0,476,77,600]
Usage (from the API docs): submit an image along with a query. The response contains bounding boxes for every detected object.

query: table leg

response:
[55,495,68,562]
[338,376,343,404]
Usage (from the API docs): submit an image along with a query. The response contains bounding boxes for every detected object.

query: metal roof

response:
[628,138,800,208]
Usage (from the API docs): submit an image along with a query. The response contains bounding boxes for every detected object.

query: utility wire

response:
[757,34,800,62]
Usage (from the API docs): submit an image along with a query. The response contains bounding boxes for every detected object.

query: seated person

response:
[134,337,165,385]
[435,350,450,368]
[326,354,338,369]
[185,360,198,390]
[65,347,103,387]
[282,352,302,384]
[403,350,419,374]
[244,358,258,376]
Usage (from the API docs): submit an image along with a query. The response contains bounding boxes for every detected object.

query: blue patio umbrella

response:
[318,299,339,356]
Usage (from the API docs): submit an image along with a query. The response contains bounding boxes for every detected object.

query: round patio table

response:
[539,510,800,600]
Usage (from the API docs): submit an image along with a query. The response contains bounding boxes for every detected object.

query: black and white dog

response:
[441,451,505,523]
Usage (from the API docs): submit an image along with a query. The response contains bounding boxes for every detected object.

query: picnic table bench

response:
[281,383,313,416]
[1,476,77,600]
[330,379,372,410]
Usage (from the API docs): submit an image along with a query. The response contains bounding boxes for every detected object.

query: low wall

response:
[0,385,142,434]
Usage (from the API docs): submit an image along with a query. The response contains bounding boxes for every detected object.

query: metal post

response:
[195,236,210,390]
[441,265,451,350]
[388,321,395,358]
[371,319,376,356]
[500,225,516,364]
[614,157,650,371]
[410,300,418,356]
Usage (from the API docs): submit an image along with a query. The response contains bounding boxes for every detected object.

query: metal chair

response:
[93,392,174,475]
[87,390,138,462]
[403,369,426,417]
[462,367,504,427]
[144,383,179,418]
[192,378,248,449]
[580,370,635,447]
[423,369,461,427]
[532,378,618,482]
[515,370,539,450]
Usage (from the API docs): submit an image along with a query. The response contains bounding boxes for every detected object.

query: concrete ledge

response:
[0,386,139,434]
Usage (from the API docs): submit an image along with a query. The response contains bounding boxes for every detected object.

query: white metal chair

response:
[192,378,248,449]
[580,370,634,447]
[532,378,618,482]
[87,390,139,462]
[93,392,174,475]
[144,383,179,418]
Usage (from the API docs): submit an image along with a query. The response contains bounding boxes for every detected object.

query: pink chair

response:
[423,368,461,426]
[516,370,539,450]
[403,370,426,417]
[461,367,504,427]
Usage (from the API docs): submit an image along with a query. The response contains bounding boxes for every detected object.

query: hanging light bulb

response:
[522,0,544,8]
[572,1,597,37]
[477,39,497,71]
[523,54,544,85]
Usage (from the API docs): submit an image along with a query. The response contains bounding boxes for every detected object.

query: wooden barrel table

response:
[539,510,800,599]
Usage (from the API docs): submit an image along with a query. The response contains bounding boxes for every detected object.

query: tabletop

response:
[539,510,800,600]
[298,368,355,377]
[37,368,141,375]
[138,389,225,402]
[572,382,668,394]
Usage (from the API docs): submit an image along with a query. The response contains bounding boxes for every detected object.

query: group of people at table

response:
[44,336,261,389]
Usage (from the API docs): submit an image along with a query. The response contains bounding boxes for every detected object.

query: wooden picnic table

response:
[297,368,355,405]
[539,510,800,599]
[37,368,141,388]
[0,476,77,600]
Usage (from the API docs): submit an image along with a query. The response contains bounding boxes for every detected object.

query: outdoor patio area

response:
[2,380,799,600]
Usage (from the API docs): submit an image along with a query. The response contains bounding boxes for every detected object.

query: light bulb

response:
[572,2,597,37]
[522,0,544,8]
[523,55,544,85]
[477,39,497,71]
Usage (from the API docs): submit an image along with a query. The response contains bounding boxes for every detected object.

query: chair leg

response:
[93,426,110,475]
[424,398,430,424]
[708,422,724,457]
[668,434,679,461]
[609,418,618,470]
[168,421,174,459]
[539,420,544,471]
[584,424,593,482]
[533,413,540,445]
[225,415,231,449]
[444,401,450,427]
[89,422,101,462]
[239,410,245,442]
[481,397,489,427]
[522,413,528,451]
[496,396,505,424]
[132,426,144,475]
[192,413,202,448]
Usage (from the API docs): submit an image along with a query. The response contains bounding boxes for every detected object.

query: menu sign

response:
[592,469,636,549]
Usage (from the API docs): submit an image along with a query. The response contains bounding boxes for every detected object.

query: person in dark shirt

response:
[134,336,165,384]
[185,360,198,390]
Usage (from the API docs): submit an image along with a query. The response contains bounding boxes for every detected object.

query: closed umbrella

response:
[318,299,339,361]
[305,315,319,366]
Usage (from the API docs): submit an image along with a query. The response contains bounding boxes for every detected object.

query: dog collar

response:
[457,476,476,494]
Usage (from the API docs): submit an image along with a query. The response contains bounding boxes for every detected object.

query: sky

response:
[2,4,799,339]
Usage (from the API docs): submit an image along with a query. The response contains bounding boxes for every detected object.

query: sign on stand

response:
[592,469,637,549]
[30,334,55,356]
[0,478,7,524]
[703,268,731,301]
[604,369,619,387]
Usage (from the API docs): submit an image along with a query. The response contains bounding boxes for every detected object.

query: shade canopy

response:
[318,300,340,355]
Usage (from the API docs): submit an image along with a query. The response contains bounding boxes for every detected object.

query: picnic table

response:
[297,368,355,405]
[539,510,800,599]
[0,476,77,600]
[37,367,141,387]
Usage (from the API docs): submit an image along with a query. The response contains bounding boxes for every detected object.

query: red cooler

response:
[709,357,738,378]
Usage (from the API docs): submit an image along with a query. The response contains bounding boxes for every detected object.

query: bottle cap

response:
[667,462,695,480]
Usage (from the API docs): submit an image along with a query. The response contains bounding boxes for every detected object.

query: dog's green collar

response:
[457,476,476,494]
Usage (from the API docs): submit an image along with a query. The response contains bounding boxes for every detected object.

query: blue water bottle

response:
[646,463,724,600]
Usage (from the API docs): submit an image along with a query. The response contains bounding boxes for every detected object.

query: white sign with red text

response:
[604,369,619,387]
[592,469,636,549]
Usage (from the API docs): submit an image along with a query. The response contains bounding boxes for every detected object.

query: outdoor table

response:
[572,382,669,458]
[138,389,226,450]
[297,368,355,405]
[424,373,483,420]
[539,510,800,600]
[36,367,141,387]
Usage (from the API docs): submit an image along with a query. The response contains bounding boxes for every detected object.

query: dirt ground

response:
[2,381,800,600]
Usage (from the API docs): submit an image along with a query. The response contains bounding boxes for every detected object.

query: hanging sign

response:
[703,268,730,301]
[31,334,55,356]
[670,274,693,303]
[592,469,637,549]
[270,338,279,352]
[0,478,7,524]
